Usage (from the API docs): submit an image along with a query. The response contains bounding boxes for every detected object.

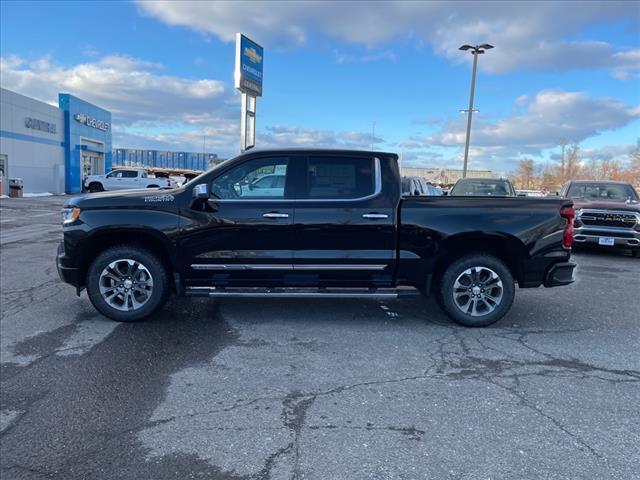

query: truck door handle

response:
[263,212,289,219]
[362,213,389,219]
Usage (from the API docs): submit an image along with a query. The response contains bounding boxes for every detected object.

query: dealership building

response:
[0,88,219,194]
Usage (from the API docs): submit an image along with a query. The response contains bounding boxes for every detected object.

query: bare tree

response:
[515,158,535,189]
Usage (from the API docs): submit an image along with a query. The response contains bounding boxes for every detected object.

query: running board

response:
[185,286,420,299]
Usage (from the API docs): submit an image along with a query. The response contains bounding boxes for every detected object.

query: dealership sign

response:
[74,113,110,132]
[25,117,56,134]
[234,33,263,97]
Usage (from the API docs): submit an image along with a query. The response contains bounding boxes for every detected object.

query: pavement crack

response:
[488,376,604,460]
[281,391,316,480]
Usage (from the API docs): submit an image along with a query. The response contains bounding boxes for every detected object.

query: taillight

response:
[166,179,171,187]
[560,206,575,248]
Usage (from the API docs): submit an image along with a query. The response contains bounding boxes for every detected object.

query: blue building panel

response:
[59,93,112,193]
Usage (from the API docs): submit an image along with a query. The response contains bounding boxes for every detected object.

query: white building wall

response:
[0,88,65,194]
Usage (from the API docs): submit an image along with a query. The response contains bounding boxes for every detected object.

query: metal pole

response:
[371,121,376,151]
[240,93,256,152]
[240,92,248,152]
[462,50,479,178]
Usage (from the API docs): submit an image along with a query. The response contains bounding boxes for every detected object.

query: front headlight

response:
[61,207,81,225]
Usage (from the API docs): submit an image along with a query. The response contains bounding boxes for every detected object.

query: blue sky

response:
[1,1,638,173]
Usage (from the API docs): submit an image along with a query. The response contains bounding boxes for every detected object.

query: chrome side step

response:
[185,286,420,299]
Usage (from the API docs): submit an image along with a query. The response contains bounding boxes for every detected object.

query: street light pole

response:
[459,43,493,178]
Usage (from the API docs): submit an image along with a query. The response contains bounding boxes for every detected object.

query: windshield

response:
[567,183,639,202]
[450,179,514,196]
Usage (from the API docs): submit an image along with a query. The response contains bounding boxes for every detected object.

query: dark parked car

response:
[450,178,517,197]
[58,149,575,327]
[561,180,639,257]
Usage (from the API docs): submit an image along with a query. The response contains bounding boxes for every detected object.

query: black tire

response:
[86,245,169,322]
[438,253,515,327]
[88,183,103,193]
[632,249,640,258]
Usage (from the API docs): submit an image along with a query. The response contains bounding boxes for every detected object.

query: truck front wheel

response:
[86,245,169,322]
[438,254,515,327]
[88,183,103,192]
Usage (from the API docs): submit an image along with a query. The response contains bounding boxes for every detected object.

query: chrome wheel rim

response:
[453,266,503,317]
[99,259,153,312]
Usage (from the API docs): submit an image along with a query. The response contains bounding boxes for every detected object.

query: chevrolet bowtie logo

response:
[244,47,262,64]
[74,113,87,123]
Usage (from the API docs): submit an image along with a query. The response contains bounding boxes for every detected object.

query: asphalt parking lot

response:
[1,195,639,480]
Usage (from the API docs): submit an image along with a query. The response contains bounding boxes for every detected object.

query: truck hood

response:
[67,188,181,209]
[573,198,640,213]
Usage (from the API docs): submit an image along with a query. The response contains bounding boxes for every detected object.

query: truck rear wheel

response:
[86,245,169,322]
[438,254,515,327]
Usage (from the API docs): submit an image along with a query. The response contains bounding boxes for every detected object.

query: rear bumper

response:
[544,261,576,287]
[56,242,81,287]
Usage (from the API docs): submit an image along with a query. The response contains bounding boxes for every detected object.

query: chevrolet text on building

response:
[25,117,57,134]
[74,113,110,132]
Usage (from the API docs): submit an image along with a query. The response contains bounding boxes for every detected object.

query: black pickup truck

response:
[57,149,576,327]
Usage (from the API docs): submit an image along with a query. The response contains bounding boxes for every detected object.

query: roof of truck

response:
[238,147,399,158]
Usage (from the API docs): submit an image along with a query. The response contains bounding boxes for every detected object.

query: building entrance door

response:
[79,138,105,187]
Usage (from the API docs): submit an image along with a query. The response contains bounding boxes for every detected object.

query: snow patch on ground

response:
[23,192,55,197]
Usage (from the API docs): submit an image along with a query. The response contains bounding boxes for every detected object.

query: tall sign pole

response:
[234,33,263,152]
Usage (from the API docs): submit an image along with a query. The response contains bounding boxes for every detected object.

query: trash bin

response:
[9,178,24,198]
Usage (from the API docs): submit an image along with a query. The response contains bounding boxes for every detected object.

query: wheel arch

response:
[432,232,527,288]
[77,228,176,290]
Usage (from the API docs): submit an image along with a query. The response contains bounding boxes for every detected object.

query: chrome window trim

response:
[213,157,382,203]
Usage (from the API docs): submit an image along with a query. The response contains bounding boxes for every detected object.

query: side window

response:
[306,156,375,199]
[121,170,138,178]
[211,157,288,200]
[107,170,121,178]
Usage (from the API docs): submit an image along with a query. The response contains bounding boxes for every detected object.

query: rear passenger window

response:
[306,157,375,199]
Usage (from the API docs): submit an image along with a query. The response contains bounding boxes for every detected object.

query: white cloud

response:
[0,54,230,126]
[427,90,639,151]
[137,1,638,76]
[398,90,639,172]
[260,125,382,150]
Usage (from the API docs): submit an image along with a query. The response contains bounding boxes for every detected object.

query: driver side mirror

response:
[192,183,209,199]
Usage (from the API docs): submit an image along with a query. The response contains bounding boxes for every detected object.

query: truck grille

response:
[579,210,638,229]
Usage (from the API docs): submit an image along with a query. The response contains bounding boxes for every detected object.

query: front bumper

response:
[574,227,640,249]
[56,242,81,287]
[544,261,576,287]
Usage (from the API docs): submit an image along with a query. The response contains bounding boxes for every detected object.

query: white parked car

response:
[83,169,177,192]
[239,174,286,197]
